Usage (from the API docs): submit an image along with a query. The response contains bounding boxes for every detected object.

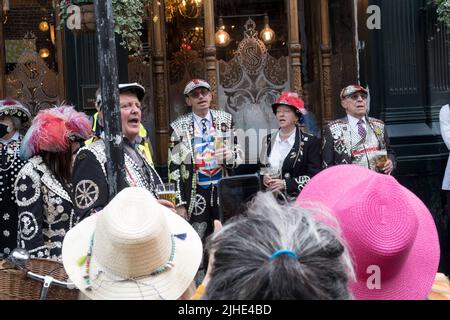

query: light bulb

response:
[259,14,276,45]
[39,21,49,32]
[215,18,231,47]
[39,48,50,58]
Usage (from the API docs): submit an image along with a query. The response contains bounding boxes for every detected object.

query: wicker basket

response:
[0,258,79,300]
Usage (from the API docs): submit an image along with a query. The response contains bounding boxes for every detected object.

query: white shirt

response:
[440,104,450,190]
[347,114,367,135]
[193,111,212,136]
[268,129,296,172]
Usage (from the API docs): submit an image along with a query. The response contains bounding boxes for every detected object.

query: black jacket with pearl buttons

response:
[260,126,322,199]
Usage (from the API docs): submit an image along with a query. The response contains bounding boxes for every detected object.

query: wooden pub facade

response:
[0,0,449,273]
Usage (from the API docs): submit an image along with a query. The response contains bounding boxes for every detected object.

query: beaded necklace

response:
[77,233,187,290]
[0,140,19,172]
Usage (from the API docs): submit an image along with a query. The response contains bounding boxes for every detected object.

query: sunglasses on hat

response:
[188,88,210,99]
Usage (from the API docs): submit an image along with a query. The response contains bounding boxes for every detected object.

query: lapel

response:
[281,126,302,172]
[341,117,352,157]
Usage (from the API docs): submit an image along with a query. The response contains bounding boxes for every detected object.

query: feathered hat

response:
[271,91,306,115]
[20,105,92,160]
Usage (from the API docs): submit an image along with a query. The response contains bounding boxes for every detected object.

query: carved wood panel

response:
[218,18,290,134]
[5,32,58,116]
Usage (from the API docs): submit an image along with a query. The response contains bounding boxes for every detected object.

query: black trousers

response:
[189,184,219,285]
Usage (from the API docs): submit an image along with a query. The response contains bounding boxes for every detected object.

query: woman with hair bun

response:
[15,105,92,261]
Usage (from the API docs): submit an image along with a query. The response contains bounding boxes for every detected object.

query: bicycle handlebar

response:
[27,270,76,289]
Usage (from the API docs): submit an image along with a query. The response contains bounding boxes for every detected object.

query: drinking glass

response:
[260,166,281,179]
[156,183,176,205]
[374,150,388,173]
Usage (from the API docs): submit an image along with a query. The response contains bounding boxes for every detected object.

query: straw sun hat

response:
[62,187,202,300]
[297,165,440,300]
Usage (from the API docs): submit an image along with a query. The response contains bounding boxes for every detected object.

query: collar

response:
[275,129,296,145]
[0,131,19,144]
[347,114,366,129]
[193,111,212,124]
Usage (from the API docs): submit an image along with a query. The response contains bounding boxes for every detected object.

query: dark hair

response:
[41,149,73,185]
[204,192,355,300]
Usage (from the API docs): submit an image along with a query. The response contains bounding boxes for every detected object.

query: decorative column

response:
[152,0,169,165]
[0,9,6,98]
[320,0,333,121]
[288,0,303,97]
[54,2,65,101]
[203,0,218,108]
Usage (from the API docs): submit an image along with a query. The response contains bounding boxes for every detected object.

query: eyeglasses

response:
[346,93,368,100]
[188,88,210,99]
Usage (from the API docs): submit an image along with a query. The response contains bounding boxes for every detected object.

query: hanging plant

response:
[58,0,152,54]
[434,0,450,29]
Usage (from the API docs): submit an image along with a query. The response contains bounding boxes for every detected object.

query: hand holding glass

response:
[260,166,281,179]
[375,150,388,173]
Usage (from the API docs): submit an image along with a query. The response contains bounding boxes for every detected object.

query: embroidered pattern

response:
[18,211,39,240]
[78,140,108,179]
[192,194,207,216]
[15,162,41,207]
[295,176,311,191]
[15,155,78,261]
[75,180,100,209]
[192,222,207,239]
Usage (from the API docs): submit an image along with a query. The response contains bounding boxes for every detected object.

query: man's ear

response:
[185,96,191,107]
[340,99,347,111]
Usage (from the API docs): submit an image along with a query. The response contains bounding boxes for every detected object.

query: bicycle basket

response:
[0,258,79,300]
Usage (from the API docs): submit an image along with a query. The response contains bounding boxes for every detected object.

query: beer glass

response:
[156,183,176,205]
[260,166,281,179]
[374,150,388,173]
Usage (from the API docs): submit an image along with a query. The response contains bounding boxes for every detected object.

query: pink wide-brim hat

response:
[296,164,440,300]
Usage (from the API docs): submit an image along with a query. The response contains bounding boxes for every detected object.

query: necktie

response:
[201,118,208,136]
[357,119,366,139]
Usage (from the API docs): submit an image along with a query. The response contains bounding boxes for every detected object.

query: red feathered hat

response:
[271,91,305,115]
[20,105,92,160]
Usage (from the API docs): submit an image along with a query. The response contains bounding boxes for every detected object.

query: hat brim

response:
[62,206,202,300]
[341,88,368,99]
[296,165,440,300]
[271,103,301,115]
[0,106,31,123]
[185,86,210,96]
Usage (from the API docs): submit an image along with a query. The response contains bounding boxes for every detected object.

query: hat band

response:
[77,233,187,291]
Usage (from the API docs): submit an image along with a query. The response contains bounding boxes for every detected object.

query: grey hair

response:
[204,192,355,300]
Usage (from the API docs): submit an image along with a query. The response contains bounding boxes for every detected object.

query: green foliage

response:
[59,0,151,54]
[434,0,450,29]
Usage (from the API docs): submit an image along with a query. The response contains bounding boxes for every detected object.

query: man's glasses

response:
[347,93,368,100]
[189,88,210,99]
